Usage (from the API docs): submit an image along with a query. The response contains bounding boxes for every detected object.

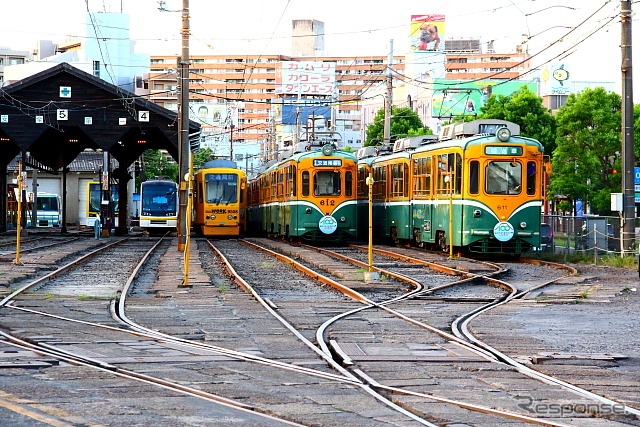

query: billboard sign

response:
[278,98,330,125]
[276,61,336,95]
[540,63,571,96]
[431,79,538,117]
[410,14,445,51]
[190,103,226,126]
[189,102,241,127]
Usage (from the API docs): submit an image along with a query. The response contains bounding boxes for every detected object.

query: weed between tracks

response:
[529,252,638,269]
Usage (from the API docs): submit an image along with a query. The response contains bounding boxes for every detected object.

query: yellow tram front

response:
[193,160,247,237]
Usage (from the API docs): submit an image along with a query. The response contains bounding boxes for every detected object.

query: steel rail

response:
[0,238,127,307]
[0,234,308,426]
[113,236,362,386]
[242,240,573,424]
[271,240,634,425]
[453,270,640,417]
[0,237,81,257]
[226,239,437,426]
[0,331,304,426]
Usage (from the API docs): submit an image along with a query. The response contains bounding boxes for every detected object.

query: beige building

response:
[0,48,30,86]
[137,54,405,164]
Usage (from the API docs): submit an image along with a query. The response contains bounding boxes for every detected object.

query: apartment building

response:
[0,48,30,86]
[444,39,530,80]
[139,54,405,162]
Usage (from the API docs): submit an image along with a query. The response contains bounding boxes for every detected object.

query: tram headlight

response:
[227,214,234,220]
[340,216,346,222]
[473,209,481,217]
[496,127,511,142]
[520,221,527,229]
[210,215,216,220]
[306,208,312,214]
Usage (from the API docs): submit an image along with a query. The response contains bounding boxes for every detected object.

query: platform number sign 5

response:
[57,109,69,121]
[138,111,150,122]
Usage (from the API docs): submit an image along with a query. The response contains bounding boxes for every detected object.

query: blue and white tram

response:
[139,179,179,231]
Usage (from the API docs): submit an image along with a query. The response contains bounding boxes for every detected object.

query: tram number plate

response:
[319,199,335,206]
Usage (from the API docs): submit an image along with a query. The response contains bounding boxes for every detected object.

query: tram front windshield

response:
[205,173,238,204]
[37,196,58,211]
[485,161,522,195]
[142,184,177,214]
[314,171,341,196]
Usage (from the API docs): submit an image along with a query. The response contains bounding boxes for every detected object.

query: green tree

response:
[548,87,621,215]
[633,104,640,158]
[365,106,431,145]
[141,150,178,182]
[478,86,557,156]
[192,148,215,171]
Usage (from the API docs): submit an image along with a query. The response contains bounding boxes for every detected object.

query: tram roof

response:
[359,133,543,166]
[259,148,357,175]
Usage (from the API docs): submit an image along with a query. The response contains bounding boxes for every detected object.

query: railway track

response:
[235,238,639,426]
[0,234,637,425]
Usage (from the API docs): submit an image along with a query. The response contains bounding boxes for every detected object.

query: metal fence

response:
[540,214,639,258]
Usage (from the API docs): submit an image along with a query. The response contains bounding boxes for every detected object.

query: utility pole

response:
[621,0,635,255]
[177,0,190,253]
[383,39,394,145]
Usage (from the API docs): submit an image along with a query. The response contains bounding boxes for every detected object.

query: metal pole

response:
[368,173,374,271]
[383,39,393,144]
[449,178,454,259]
[178,0,190,253]
[365,173,378,282]
[621,0,635,255]
[31,167,37,228]
[15,160,23,265]
[62,168,67,234]
[230,124,234,161]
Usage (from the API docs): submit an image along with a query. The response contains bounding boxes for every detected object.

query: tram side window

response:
[469,161,479,194]
[285,165,296,197]
[345,171,353,197]
[277,170,284,199]
[373,166,385,201]
[302,171,310,197]
[357,167,369,197]
[454,153,462,194]
[413,157,431,198]
[390,163,408,198]
[314,171,341,196]
[271,172,278,198]
[485,161,522,195]
[526,161,536,195]
[436,153,460,195]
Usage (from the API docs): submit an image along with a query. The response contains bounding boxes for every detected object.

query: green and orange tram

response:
[247,142,358,242]
[357,119,544,255]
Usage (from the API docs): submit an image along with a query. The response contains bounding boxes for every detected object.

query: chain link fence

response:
[539,214,640,259]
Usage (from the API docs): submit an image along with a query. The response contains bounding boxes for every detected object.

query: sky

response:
[0,0,634,95]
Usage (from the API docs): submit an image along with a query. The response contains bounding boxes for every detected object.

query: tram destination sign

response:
[485,146,522,156]
[313,159,342,167]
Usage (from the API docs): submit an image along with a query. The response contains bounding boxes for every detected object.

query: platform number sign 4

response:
[138,111,150,122]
